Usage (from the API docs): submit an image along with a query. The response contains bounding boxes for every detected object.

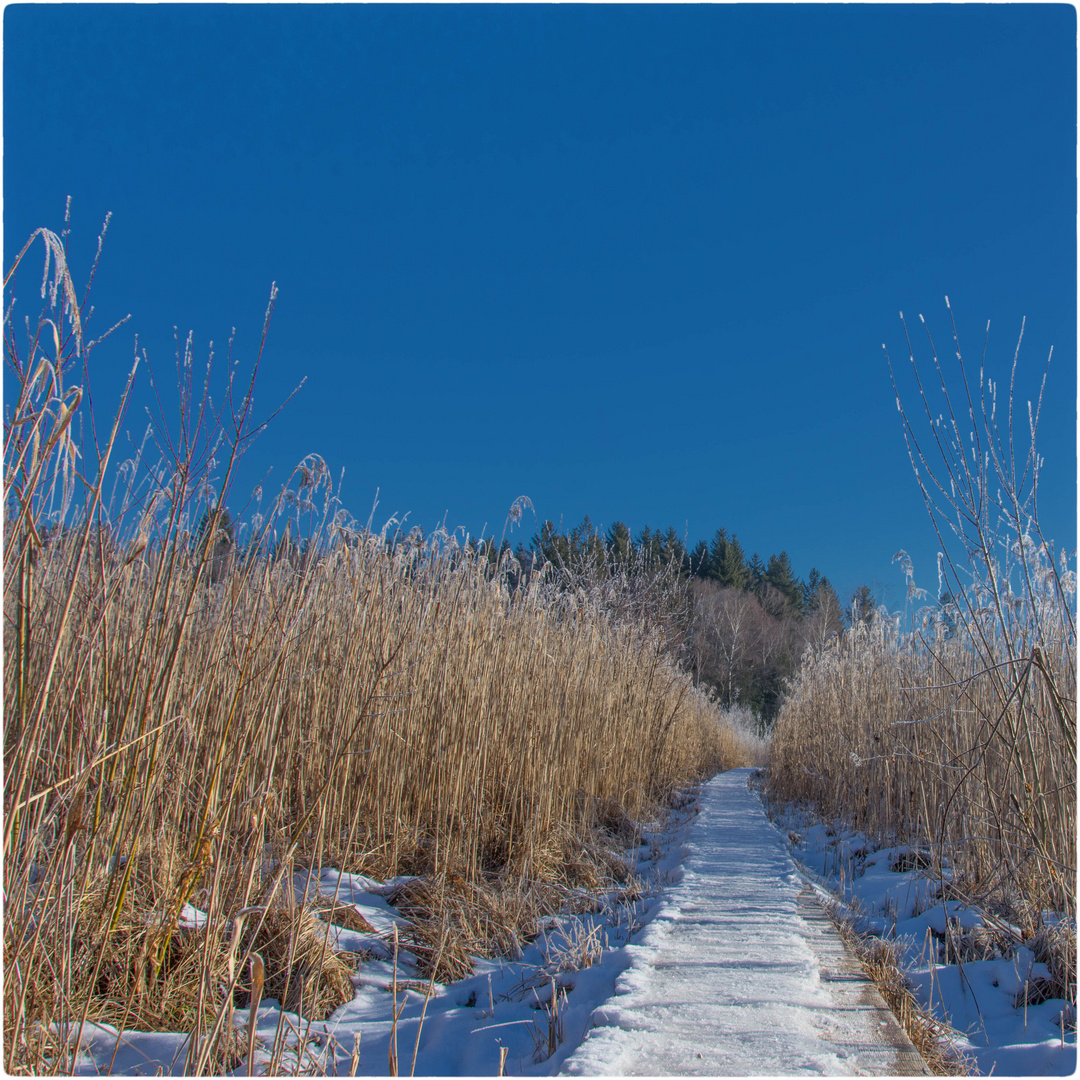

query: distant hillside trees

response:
[697,528,750,590]
[528,516,863,724]
[172,502,862,725]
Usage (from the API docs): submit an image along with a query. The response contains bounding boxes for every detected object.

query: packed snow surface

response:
[57,768,1073,1075]
[775,797,1076,1077]
[560,768,914,1075]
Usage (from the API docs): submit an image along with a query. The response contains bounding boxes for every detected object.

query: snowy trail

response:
[559,768,924,1076]
[64,768,945,1077]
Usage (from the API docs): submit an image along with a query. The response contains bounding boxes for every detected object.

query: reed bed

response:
[770,302,1075,927]
[770,611,1075,919]
[3,219,760,1072]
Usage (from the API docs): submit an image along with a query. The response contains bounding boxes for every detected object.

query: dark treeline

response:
[510,517,876,724]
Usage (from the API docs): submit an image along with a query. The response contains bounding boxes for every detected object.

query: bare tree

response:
[690,581,763,706]
[800,584,844,655]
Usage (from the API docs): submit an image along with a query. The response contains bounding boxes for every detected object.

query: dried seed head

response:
[63,788,85,847]
[249,952,265,1003]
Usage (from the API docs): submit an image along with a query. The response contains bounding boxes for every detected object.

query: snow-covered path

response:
[65,768,945,1077]
[560,768,924,1076]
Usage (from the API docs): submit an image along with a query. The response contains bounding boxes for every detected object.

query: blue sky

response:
[4,3,1076,607]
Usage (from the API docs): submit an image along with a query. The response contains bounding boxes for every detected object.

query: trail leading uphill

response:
[558,768,926,1076]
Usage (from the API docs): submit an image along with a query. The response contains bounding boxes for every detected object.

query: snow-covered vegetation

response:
[769,305,1076,1071]
[23,788,704,1076]
[772,805,1076,1075]
[3,218,764,1073]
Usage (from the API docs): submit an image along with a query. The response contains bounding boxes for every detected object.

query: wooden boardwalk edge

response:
[796,885,932,1076]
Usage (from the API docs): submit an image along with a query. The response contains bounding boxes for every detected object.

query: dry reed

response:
[3,217,761,1072]
[832,913,972,1075]
[770,303,1075,927]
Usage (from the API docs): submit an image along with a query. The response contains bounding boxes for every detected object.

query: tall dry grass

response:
[770,302,1075,925]
[770,611,1074,917]
[3,218,758,1072]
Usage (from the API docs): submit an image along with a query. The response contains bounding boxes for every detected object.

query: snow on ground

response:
[59,794,700,1076]
[770,795,1077,1077]
[55,768,1075,1076]
[558,768,917,1076]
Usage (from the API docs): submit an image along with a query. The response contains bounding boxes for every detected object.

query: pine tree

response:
[764,551,802,613]
[534,520,567,568]
[636,526,663,564]
[747,552,766,591]
[606,521,633,567]
[661,526,688,574]
[847,584,877,626]
[513,541,535,584]
[707,529,729,582]
[568,516,604,571]
[718,534,749,590]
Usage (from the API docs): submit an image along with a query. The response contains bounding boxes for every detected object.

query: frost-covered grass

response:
[771,799,1076,1076]
[3,215,764,1073]
[767,304,1075,1076]
[35,794,702,1076]
[770,303,1074,926]
[769,611,1075,919]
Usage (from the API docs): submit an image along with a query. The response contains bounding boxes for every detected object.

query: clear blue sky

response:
[4,4,1076,608]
